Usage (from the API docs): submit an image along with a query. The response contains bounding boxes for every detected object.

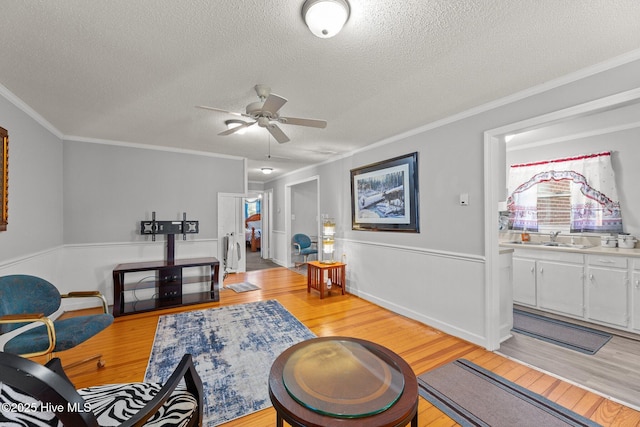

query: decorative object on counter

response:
[600,235,617,247]
[618,234,637,249]
[321,217,336,264]
[351,152,419,232]
[520,231,530,242]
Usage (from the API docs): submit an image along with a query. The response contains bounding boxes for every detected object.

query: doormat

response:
[145,300,316,426]
[418,359,600,427]
[513,309,612,355]
[225,281,260,293]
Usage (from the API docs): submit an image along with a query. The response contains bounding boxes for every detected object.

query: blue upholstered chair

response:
[292,233,317,265]
[0,274,113,368]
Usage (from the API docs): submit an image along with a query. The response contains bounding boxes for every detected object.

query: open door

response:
[218,193,246,285]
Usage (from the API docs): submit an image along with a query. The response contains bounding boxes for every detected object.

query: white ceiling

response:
[2,1,640,182]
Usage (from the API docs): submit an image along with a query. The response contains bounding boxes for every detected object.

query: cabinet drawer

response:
[587,255,627,269]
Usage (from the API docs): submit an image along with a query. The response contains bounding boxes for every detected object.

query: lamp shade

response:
[302,0,350,38]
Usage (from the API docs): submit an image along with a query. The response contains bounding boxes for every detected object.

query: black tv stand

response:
[112,257,219,317]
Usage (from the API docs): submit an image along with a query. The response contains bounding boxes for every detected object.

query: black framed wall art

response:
[351,152,419,232]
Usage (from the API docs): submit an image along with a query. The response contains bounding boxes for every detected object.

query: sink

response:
[504,241,542,245]
[543,242,592,249]
[503,241,591,249]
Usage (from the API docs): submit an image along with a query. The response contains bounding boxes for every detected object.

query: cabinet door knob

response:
[539,268,543,274]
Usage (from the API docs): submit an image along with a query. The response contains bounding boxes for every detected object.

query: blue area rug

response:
[418,359,601,427]
[513,309,612,355]
[144,300,316,426]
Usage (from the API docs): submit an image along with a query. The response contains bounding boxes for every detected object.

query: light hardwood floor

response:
[45,267,640,426]
[499,307,640,410]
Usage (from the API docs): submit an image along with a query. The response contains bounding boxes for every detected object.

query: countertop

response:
[499,241,640,258]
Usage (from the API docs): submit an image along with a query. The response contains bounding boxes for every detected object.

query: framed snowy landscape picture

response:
[351,152,419,232]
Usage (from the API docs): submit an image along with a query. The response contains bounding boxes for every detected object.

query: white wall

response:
[0,91,64,264]
[291,179,317,238]
[63,140,245,242]
[0,92,247,309]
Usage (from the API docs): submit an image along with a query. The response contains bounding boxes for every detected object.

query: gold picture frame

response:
[0,127,7,231]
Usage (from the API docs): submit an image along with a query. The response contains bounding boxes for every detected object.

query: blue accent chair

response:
[292,233,317,266]
[0,274,113,368]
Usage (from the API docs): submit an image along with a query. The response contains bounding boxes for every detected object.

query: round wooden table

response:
[268,336,418,427]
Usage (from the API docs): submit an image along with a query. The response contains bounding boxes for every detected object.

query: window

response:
[245,198,261,217]
[536,180,571,233]
[507,152,622,234]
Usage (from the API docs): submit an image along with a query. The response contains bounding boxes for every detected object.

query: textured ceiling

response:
[1,1,640,181]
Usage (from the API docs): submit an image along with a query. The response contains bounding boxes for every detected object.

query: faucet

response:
[550,231,560,242]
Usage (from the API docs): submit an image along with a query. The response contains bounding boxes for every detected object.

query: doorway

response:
[285,176,320,268]
[244,190,279,271]
[483,87,640,350]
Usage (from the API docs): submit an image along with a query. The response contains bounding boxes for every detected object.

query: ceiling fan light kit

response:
[197,84,327,145]
[302,0,350,38]
[224,119,248,135]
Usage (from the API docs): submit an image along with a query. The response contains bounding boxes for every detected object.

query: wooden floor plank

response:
[42,267,639,426]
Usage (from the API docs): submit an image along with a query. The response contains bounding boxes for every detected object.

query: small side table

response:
[306,261,346,299]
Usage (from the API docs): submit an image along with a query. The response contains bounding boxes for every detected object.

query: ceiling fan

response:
[197,84,327,144]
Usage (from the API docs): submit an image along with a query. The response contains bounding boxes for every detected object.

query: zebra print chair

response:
[0,351,203,426]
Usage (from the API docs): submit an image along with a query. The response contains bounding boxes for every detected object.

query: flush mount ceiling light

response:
[224,119,249,135]
[302,0,350,38]
[261,167,274,175]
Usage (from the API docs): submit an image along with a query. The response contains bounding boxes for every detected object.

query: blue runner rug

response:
[145,300,316,426]
[418,359,601,427]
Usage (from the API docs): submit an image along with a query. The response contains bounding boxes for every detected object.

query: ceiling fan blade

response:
[267,124,290,144]
[278,116,327,128]
[218,121,256,136]
[196,105,248,118]
[261,94,287,117]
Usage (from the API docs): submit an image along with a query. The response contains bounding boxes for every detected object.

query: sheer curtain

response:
[507,152,623,233]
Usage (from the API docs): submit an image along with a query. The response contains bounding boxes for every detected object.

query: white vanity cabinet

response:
[499,250,514,342]
[633,260,640,332]
[512,249,584,317]
[537,256,585,317]
[512,257,536,306]
[586,255,629,327]
[507,243,640,335]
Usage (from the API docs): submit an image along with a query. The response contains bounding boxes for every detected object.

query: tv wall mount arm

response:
[140,212,199,264]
